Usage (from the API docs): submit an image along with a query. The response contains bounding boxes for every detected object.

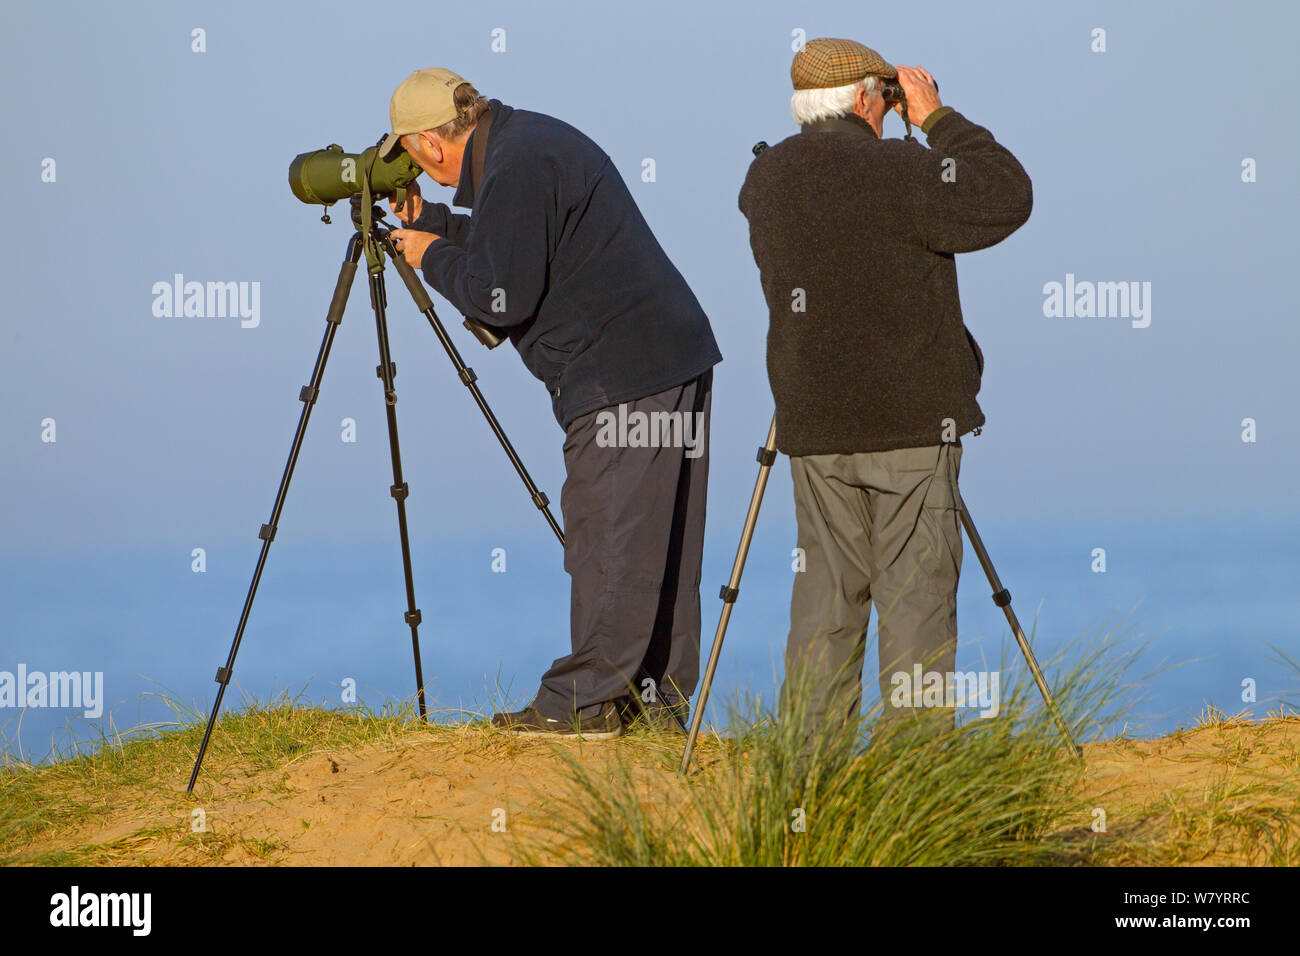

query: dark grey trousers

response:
[780,442,963,736]
[532,370,712,720]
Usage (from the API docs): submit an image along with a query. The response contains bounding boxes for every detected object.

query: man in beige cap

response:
[381,69,723,740]
[739,39,1033,744]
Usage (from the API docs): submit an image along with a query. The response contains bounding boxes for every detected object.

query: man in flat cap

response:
[383,69,721,739]
[739,39,1032,742]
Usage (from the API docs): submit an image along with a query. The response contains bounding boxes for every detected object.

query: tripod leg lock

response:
[404,609,422,627]
[992,588,1012,607]
[258,523,277,542]
[720,585,739,603]
[375,362,396,381]
[390,482,409,502]
[531,491,550,510]
[459,367,478,386]
[756,447,777,466]
[299,386,319,405]
[214,666,231,684]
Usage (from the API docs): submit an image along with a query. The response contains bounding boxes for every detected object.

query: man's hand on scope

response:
[893,65,942,129]
[390,229,438,269]
[389,181,424,224]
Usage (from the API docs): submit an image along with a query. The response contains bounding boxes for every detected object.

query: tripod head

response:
[345,195,506,351]
[344,191,397,274]
[350,196,393,233]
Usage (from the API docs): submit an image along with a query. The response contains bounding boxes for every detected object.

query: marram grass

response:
[515,629,1145,866]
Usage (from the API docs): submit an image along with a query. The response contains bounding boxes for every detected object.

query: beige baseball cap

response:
[379,67,470,158]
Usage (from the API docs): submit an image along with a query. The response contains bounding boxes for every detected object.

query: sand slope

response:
[9,718,1298,866]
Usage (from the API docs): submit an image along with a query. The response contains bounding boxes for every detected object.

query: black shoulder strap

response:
[471,107,493,199]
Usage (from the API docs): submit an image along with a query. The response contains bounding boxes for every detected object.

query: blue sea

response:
[2,514,1297,762]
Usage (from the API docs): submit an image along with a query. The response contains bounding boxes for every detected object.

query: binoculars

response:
[879,75,938,102]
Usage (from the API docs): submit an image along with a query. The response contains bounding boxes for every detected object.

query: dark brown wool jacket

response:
[738,109,1032,456]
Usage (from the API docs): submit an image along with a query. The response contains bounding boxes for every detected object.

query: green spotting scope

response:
[289,143,422,208]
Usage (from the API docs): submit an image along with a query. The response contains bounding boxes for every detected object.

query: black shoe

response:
[618,695,689,735]
[491,701,623,740]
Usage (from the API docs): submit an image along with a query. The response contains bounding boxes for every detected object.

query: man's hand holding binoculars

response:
[892,65,942,128]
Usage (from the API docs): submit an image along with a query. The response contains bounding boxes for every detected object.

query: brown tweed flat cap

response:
[791,38,896,90]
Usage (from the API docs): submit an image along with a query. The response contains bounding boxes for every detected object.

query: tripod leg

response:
[679,417,778,774]
[958,494,1083,759]
[382,235,565,546]
[187,236,363,793]
[367,264,428,721]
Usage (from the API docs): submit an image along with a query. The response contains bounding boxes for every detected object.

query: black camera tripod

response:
[186,197,564,792]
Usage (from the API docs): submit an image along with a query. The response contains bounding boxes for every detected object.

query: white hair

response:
[789,75,880,126]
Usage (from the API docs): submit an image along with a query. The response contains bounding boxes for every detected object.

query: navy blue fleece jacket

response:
[412,100,721,428]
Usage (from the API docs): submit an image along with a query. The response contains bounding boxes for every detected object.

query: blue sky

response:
[1,0,1297,751]
[2,0,1296,549]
